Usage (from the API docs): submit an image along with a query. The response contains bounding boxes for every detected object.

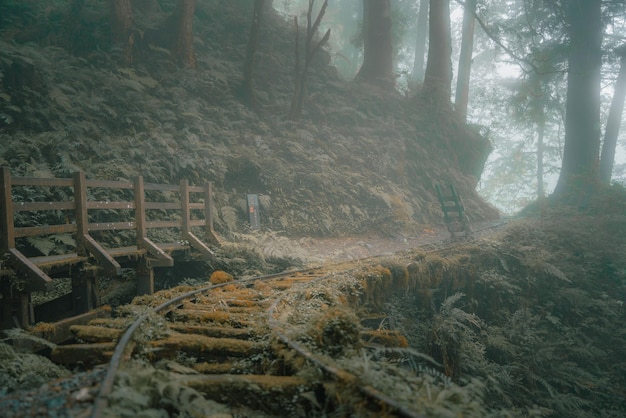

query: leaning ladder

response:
[435,184,472,239]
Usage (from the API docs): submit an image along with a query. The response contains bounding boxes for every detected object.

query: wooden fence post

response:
[74,171,89,257]
[135,175,147,244]
[204,182,219,245]
[0,167,32,327]
[0,167,15,253]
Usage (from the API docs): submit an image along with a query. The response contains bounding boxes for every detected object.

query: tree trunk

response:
[355,0,394,88]
[454,0,475,122]
[599,50,626,185]
[423,0,452,102]
[171,0,197,68]
[411,0,429,84]
[111,0,132,44]
[242,0,266,109]
[553,0,602,200]
[537,116,545,199]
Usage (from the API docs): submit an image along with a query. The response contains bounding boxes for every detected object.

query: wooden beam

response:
[50,342,115,367]
[134,175,147,241]
[181,179,215,259]
[74,171,89,257]
[136,258,154,295]
[140,237,174,267]
[6,248,53,292]
[30,306,111,344]
[74,171,121,276]
[186,231,215,259]
[82,234,122,276]
[204,181,220,245]
[0,167,15,252]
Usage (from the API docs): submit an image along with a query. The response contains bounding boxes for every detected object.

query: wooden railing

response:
[1,167,219,326]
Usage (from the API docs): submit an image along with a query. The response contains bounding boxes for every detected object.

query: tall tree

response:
[423,0,452,101]
[288,0,331,119]
[111,0,132,44]
[355,0,394,88]
[411,0,429,84]
[599,47,626,184]
[454,0,476,121]
[168,0,197,68]
[553,0,602,200]
[242,0,266,109]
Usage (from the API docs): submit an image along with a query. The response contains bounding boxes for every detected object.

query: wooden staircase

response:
[0,167,220,328]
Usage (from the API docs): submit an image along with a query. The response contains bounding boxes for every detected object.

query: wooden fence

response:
[0,167,219,328]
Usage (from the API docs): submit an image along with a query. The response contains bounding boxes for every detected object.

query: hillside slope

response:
[0,0,498,239]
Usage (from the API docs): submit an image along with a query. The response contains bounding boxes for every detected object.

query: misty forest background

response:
[1,0,625,220]
[1,1,626,417]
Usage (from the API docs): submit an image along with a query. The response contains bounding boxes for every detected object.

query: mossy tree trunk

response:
[110,0,132,44]
[242,0,266,109]
[423,0,452,102]
[411,0,429,84]
[356,0,394,89]
[454,0,475,122]
[169,0,197,68]
[552,0,602,201]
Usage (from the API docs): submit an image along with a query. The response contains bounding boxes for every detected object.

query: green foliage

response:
[0,340,69,395]
[405,212,626,417]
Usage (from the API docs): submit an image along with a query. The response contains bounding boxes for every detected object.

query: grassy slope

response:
[0,0,497,241]
[394,189,626,417]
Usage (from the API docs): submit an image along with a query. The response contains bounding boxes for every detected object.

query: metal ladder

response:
[435,184,472,239]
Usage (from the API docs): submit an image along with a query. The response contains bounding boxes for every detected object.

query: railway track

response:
[76,257,426,417]
[8,220,508,417]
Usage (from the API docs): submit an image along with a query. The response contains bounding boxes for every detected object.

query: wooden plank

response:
[183,374,309,411]
[144,182,180,192]
[86,201,135,210]
[82,234,122,276]
[181,179,217,253]
[69,324,122,343]
[31,253,85,269]
[0,167,15,251]
[204,182,219,245]
[146,220,181,229]
[85,179,133,189]
[187,185,204,193]
[168,324,255,339]
[31,306,112,344]
[185,231,215,259]
[50,342,115,367]
[88,221,135,231]
[14,224,76,238]
[13,201,75,211]
[139,237,174,267]
[10,177,73,187]
[144,202,180,210]
[181,179,191,235]
[155,242,188,252]
[106,245,145,258]
[150,333,261,359]
[134,175,147,240]
[5,248,53,292]
[74,171,89,256]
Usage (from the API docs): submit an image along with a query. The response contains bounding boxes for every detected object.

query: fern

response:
[220,206,239,231]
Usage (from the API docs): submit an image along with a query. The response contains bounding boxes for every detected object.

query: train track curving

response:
[7,220,509,417]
